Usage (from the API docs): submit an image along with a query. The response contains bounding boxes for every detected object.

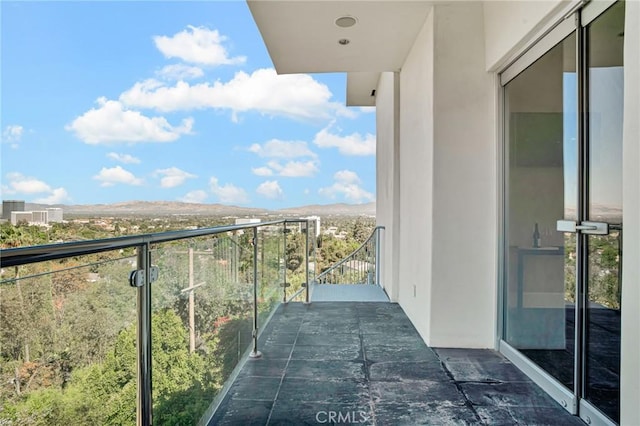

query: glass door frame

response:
[498,1,621,425]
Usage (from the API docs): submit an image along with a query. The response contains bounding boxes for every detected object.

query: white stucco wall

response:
[395,3,496,348]
[375,72,399,300]
[429,2,496,347]
[398,7,435,343]
[483,0,565,70]
[621,1,640,423]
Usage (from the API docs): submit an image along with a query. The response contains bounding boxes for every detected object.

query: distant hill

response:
[20,201,375,217]
[278,202,375,217]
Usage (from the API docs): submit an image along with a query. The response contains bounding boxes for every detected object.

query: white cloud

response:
[334,170,360,184]
[2,125,24,148]
[3,172,50,194]
[3,125,23,140]
[119,69,353,122]
[249,139,317,159]
[66,97,194,144]
[93,166,144,187]
[153,167,196,188]
[2,172,70,204]
[107,152,141,164]
[256,180,284,200]
[34,188,70,205]
[251,167,273,177]
[179,190,208,204]
[209,176,249,204]
[156,64,204,81]
[153,26,245,66]
[267,160,318,177]
[319,170,374,203]
[250,139,318,178]
[313,126,376,156]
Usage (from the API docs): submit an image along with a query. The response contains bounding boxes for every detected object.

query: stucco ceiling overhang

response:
[247,1,433,106]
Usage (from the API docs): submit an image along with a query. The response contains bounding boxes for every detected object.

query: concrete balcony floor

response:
[310,284,390,302]
[209,302,585,425]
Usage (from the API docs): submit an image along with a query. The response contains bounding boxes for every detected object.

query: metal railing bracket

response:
[129,266,159,287]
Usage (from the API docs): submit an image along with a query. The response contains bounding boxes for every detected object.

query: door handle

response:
[557,220,609,235]
[575,224,598,231]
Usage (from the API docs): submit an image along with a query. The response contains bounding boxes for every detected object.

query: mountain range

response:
[20,201,376,217]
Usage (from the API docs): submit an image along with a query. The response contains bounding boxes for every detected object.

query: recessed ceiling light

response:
[338,39,350,46]
[335,16,357,28]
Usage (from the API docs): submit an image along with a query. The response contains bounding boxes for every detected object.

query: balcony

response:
[207,302,584,425]
[0,221,582,425]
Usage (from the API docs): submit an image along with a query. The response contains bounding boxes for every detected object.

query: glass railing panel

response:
[284,221,313,301]
[0,252,137,425]
[0,218,320,424]
[149,232,255,424]
[309,220,319,284]
[258,224,285,326]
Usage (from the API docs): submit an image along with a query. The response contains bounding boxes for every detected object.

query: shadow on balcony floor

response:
[207,302,584,425]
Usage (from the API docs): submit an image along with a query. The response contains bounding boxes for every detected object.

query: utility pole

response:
[181,248,204,353]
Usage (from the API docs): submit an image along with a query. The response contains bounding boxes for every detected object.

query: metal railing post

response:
[136,243,152,426]
[313,221,318,283]
[375,227,382,286]
[250,227,262,358]
[304,220,310,304]
[283,222,287,303]
[188,248,195,353]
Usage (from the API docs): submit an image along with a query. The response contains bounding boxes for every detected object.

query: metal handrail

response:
[315,225,384,285]
[0,219,309,268]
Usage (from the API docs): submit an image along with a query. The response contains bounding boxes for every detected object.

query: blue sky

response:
[1,1,376,209]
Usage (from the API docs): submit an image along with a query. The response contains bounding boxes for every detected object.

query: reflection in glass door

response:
[584,2,624,423]
[502,2,624,424]
[503,32,577,393]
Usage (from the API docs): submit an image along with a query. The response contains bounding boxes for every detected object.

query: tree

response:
[2,309,220,425]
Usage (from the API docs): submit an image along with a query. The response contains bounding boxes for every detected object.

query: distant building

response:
[2,200,25,221]
[235,218,261,225]
[10,211,33,225]
[2,201,63,224]
[46,208,63,223]
[301,216,321,237]
[31,211,48,224]
[10,210,49,226]
[323,226,339,236]
[233,218,261,236]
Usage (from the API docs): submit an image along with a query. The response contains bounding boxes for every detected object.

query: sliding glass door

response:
[502,2,624,424]
[583,2,624,422]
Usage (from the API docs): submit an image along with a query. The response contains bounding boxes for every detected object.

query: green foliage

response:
[564,233,621,309]
[1,310,220,425]
[0,222,49,247]
[318,236,360,273]
[587,233,621,309]
[349,219,372,243]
